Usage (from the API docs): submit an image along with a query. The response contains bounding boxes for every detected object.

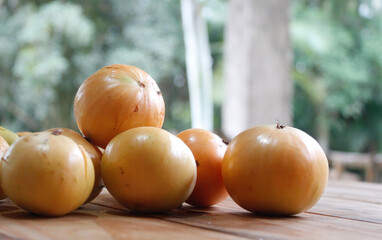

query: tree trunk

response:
[222,0,292,139]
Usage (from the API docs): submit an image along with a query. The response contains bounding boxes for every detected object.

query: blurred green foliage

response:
[1,0,382,153]
[292,0,382,152]
[0,0,190,133]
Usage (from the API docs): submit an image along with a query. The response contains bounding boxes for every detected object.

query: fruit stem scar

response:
[52,129,63,135]
[1,157,9,164]
[276,120,286,129]
[222,139,229,145]
[195,160,200,167]
[137,81,146,88]
[119,166,124,174]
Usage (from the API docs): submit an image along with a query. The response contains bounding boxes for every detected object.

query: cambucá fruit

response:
[1,131,95,216]
[222,124,329,216]
[177,128,228,207]
[45,128,103,203]
[102,127,196,213]
[0,126,19,145]
[0,136,9,200]
[73,64,165,148]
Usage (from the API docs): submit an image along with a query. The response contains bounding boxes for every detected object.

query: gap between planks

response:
[89,196,382,240]
[89,202,258,240]
[305,211,382,225]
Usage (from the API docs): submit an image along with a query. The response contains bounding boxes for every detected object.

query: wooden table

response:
[0,181,381,240]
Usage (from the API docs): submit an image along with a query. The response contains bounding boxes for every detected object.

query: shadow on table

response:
[2,210,98,220]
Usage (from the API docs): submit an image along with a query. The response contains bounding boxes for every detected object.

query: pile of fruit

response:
[0,64,329,217]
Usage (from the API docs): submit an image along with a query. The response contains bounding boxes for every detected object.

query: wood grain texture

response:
[0,181,381,240]
[0,200,248,240]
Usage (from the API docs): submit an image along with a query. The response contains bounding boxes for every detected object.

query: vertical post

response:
[181,0,213,130]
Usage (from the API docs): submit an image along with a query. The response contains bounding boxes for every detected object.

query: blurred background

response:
[0,0,382,182]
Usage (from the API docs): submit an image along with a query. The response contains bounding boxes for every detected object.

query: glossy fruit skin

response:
[16,132,31,137]
[177,129,228,207]
[45,128,103,203]
[73,64,165,148]
[1,132,95,216]
[0,136,9,200]
[222,125,329,216]
[0,126,19,145]
[102,127,196,213]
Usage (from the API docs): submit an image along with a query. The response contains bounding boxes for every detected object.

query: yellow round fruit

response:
[177,129,228,207]
[16,132,32,137]
[45,128,103,203]
[1,131,95,216]
[102,127,196,213]
[0,136,9,200]
[222,124,329,216]
[0,126,19,145]
[73,64,165,149]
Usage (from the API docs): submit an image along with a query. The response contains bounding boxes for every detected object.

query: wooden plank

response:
[0,199,249,240]
[211,181,382,224]
[324,181,382,204]
[328,180,382,193]
[92,190,382,240]
[329,151,382,182]
[308,197,382,224]
[164,206,382,240]
[330,151,382,165]
[1,181,381,240]
[329,151,373,166]
[216,196,382,225]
